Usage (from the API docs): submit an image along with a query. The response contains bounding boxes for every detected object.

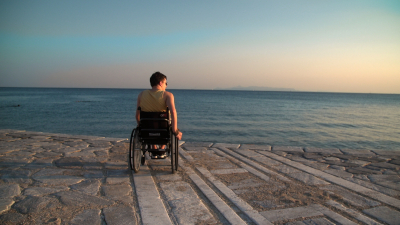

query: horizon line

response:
[1,86,399,95]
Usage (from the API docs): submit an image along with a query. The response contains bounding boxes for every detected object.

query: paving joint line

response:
[326,200,384,225]
[146,158,181,225]
[256,150,400,210]
[196,166,273,225]
[217,147,399,224]
[217,147,290,182]
[132,163,172,225]
[178,150,248,225]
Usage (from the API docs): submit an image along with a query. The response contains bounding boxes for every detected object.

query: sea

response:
[1,87,399,151]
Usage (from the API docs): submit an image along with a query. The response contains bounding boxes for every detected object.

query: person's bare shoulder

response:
[137,91,143,99]
[164,91,174,98]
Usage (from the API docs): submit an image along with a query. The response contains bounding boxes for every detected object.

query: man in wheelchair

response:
[135,72,182,159]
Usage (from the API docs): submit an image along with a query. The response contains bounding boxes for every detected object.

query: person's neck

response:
[151,86,163,91]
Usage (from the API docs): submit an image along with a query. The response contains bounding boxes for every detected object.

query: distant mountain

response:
[216,86,296,91]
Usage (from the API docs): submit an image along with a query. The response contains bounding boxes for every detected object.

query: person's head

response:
[150,72,167,88]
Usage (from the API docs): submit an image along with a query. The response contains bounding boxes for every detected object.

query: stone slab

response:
[102,183,132,200]
[155,172,182,182]
[213,149,274,184]
[196,166,272,225]
[273,146,304,152]
[0,184,21,198]
[84,170,104,178]
[237,150,283,166]
[210,168,248,174]
[275,164,302,174]
[70,209,101,225]
[340,149,376,156]
[286,218,335,225]
[363,206,400,225]
[183,146,208,151]
[368,174,400,183]
[368,162,400,170]
[160,181,216,225]
[322,186,380,207]
[324,169,354,179]
[315,205,357,225]
[217,148,289,182]
[288,172,330,185]
[12,196,57,214]
[106,177,130,184]
[70,180,100,196]
[103,206,136,225]
[228,179,265,190]
[132,165,172,225]
[347,167,383,175]
[372,150,400,156]
[212,143,240,149]
[55,191,113,207]
[327,200,383,225]
[182,142,213,147]
[304,147,341,154]
[178,149,194,161]
[345,177,400,197]
[260,204,323,222]
[0,198,14,214]
[260,151,400,209]
[239,144,271,151]
[181,165,247,225]
[33,175,83,186]
[0,212,27,224]
[24,186,69,196]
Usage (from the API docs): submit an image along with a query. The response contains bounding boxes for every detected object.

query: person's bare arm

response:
[135,92,142,125]
[165,92,182,140]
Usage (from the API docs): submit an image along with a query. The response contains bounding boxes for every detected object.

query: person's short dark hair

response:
[150,72,167,87]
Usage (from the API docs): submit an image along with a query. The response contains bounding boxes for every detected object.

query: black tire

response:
[170,132,175,173]
[129,128,141,172]
[175,137,179,171]
[171,134,178,173]
[129,129,135,170]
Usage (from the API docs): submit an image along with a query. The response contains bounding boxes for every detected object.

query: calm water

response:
[1,87,399,151]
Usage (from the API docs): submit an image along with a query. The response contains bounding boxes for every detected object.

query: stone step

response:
[132,164,172,225]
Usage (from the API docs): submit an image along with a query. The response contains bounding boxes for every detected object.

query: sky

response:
[0,0,399,93]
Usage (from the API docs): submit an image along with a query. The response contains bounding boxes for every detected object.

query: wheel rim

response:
[171,134,177,173]
[133,129,141,172]
[129,129,135,170]
[175,137,179,171]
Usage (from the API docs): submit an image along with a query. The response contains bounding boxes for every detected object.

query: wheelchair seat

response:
[129,107,179,173]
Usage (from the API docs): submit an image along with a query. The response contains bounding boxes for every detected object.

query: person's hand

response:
[175,131,182,140]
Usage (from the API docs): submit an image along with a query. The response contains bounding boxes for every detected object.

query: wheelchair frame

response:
[129,107,178,173]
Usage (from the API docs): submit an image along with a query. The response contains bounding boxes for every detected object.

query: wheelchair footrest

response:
[151,152,168,159]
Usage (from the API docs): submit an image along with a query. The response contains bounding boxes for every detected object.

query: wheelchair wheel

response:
[175,137,179,171]
[171,135,178,173]
[129,128,141,172]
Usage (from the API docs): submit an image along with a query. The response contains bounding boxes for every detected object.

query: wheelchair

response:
[129,107,179,173]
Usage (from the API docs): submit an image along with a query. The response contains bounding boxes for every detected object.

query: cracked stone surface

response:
[1,129,399,225]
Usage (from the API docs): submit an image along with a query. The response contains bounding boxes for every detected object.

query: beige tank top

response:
[139,90,167,112]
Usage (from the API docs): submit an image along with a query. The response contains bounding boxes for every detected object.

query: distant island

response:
[215,86,296,92]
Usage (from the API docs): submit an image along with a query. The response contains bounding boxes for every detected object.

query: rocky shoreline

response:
[0,129,399,224]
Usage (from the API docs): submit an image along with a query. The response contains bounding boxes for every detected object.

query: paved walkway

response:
[0,130,399,225]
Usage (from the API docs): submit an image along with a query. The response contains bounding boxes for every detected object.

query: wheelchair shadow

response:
[133,154,176,176]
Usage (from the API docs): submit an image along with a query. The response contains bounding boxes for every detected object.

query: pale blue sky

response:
[1,0,399,93]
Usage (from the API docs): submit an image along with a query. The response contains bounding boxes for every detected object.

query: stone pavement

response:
[0,130,399,225]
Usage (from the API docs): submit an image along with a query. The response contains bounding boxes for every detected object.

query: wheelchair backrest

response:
[139,108,170,142]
